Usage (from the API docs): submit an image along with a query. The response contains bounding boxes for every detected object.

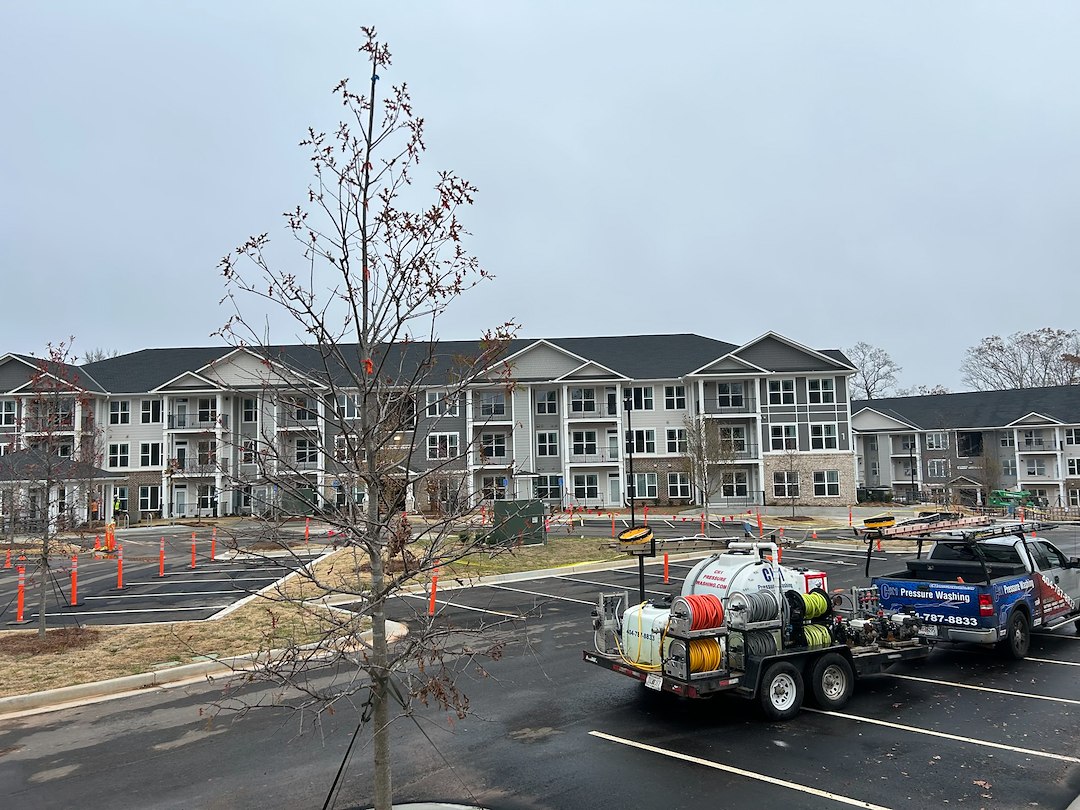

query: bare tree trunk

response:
[370,548,392,810]
[38,530,48,638]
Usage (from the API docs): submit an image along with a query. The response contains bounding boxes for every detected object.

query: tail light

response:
[978,594,994,617]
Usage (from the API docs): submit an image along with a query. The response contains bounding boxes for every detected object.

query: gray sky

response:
[3,2,1078,391]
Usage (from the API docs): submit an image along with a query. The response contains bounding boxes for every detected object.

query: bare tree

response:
[682,415,743,533]
[847,342,902,400]
[79,348,120,363]
[895,384,951,396]
[216,29,515,810]
[961,328,1080,390]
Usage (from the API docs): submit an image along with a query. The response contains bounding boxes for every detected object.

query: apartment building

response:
[852,386,1080,507]
[0,332,858,524]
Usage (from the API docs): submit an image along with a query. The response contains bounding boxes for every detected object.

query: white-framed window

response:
[197,398,216,423]
[927,459,949,478]
[813,470,840,496]
[242,439,258,465]
[721,471,748,497]
[480,433,507,459]
[627,472,658,499]
[426,433,459,460]
[242,398,257,423]
[808,378,835,404]
[773,470,799,498]
[925,432,948,450]
[625,429,656,454]
[334,434,350,461]
[0,400,14,426]
[572,430,597,455]
[424,391,459,418]
[57,443,72,457]
[1023,430,1045,448]
[1066,429,1080,445]
[534,475,561,500]
[570,388,596,413]
[295,438,317,465]
[810,424,838,450]
[717,382,744,408]
[480,475,507,500]
[197,484,215,511]
[109,400,130,425]
[719,426,747,453]
[336,394,360,419]
[1026,458,1046,476]
[869,461,879,478]
[1070,489,1080,507]
[479,391,506,417]
[768,379,795,405]
[289,396,318,422]
[668,472,691,499]
[1068,458,1080,476]
[197,440,217,465]
[536,390,557,415]
[140,399,162,424]
[139,485,161,512]
[666,428,687,454]
[140,442,162,467]
[573,473,598,500]
[1000,432,1015,447]
[664,385,686,410]
[537,432,558,457]
[1002,458,1017,477]
[866,436,878,451]
[770,424,797,451]
[108,443,129,468]
[630,386,654,411]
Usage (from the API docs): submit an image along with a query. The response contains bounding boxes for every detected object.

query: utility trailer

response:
[584,541,934,720]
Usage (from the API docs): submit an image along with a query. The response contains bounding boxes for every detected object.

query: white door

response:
[608,473,621,507]
[174,487,187,517]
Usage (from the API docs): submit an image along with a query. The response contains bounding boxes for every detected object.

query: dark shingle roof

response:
[853,386,1080,430]
[0,448,121,483]
[546,334,738,378]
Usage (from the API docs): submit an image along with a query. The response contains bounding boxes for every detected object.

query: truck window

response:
[1035,541,1066,569]
[931,543,1024,566]
[1028,543,1053,571]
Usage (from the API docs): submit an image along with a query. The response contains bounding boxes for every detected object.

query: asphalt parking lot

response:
[0,527,324,627]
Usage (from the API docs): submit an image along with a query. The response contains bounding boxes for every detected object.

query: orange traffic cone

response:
[3,548,10,568]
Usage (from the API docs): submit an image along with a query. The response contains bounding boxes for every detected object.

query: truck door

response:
[1030,541,1079,621]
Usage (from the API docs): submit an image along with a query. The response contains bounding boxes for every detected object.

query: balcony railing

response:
[170,458,230,476]
[277,412,319,429]
[702,397,758,415]
[23,416,75,433]
[566,408,617,421]
[474,452,511,466]
[568,451,620,464]
[1018,438,1058,452]
[168,413,228,430]
[707,444,759,461]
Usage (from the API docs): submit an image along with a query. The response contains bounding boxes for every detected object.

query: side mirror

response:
[1069,557,1080,569]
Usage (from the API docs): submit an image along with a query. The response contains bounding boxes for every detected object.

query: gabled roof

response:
[852,385,1080,430]
[2,353,105,394]
[544,334,736,379]
[0,448,122,483]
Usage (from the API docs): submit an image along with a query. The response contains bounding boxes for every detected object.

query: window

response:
[426,433,459,460]
[480,475,507,500]
[625,429,656,454]
[773,471,799,498]
[57,443,72,457]
[536,390,557,415]
[572,430,598,455]
[768,379,795,405]
[573,474,599,500]
[810,424,838,450]
[668,472,691,499]
[630,386,654,411]
[1023,430,1044,448]
[289,396,317,422]
[1026,458,1046,477]
[869,461,879,478]
[138,485,161,512]
[197,440,217,466]
[717,382,744,408]
[0,400,14,426]
[1066,428,1080,445]
[197,398,216,423]
[140,442,162,467]
[664,385,686,410]
[808,378,835,404]
[242,398,257,423]
[295,438,317,465]
[242,439,258,465]
[114,486,128,513]
[424,391,458,418]
[719,426,747,453]
[957,431,983,457]
[813,470,840,496]
[925,432,948,450]
[479,391,506,417]
[1000,432,1015,447]
[197,484,215,511]
[570,388,596,413]
[770,424,797,451]
[109,400,130,425]
[1002,458,1017,477]
[721,471,749,497]
[666,429,687,454]
[1068,458,1080,476]
[140,399,162,424]
[867,437,878,451]
[537,432,558,457]
[480,433,506,459]
[534,475,562,500]
[1071,490,1080,508]
[337,394,361,420]
[927,459,949,478]
[334,434,349,461]
[627,472,658,499]
[108,443,129,468]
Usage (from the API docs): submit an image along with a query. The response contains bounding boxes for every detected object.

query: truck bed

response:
[886,558,1028,583]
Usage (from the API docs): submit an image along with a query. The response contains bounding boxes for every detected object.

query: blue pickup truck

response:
[873,534,1080,658]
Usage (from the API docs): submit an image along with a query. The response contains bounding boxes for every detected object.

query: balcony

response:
[568,450,620,464]
[473,452,512,467]
[702,397,758,416]
[170,458,230,477]
[168,413,228,430]
[707,444,760,461]
[1018,438,1058,454]
[566,407,617,422]
[23,416,75,433]
[276,412,319,430]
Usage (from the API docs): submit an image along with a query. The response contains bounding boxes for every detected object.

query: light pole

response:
[624,390,635,527]
[909,437,917,505]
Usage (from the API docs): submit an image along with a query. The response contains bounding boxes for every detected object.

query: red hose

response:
[685,593,725,629]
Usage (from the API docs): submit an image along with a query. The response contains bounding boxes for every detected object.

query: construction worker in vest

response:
[113,496,122,518]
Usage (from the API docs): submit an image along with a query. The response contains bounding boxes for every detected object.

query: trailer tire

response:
[809,653,854,710]
[997,609,1030,660]
[759,662,804,721]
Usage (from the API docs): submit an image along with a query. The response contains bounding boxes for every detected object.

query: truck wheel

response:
[810,653,854,710]
[759,662,804,721]
[1074,619,1080,636]
[997,610,1030,660]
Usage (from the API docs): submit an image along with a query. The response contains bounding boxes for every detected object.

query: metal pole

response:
[625,390,647,603]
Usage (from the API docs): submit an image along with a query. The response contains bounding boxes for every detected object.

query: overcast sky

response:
[3,2,1078,391]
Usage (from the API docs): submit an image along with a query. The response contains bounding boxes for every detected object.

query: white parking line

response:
[1034,632,1080,641]
[553,574,670,596]
[884,673,1080,705]
[483,583,594,605]
[589,730,891,810]
[83,591,244,599]
[803,708,1080,763]
[39,606,231,617]
[126,578,279,585]
[399,593,522,619]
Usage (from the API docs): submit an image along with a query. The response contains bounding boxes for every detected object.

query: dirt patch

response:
[0,627,102,656]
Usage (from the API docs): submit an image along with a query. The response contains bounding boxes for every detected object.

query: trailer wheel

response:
[997,610,1030,660]
[810,653,854,710]
[759,662,804,721]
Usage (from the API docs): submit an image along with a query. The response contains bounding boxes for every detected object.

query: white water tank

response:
[681,552,827,601]
[620,602,671,667]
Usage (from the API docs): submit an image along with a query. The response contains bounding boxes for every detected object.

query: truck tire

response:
[759,662,804,721]
[1074,618,1080,636]
[810,653,854,710]
[997,610,1030,660]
